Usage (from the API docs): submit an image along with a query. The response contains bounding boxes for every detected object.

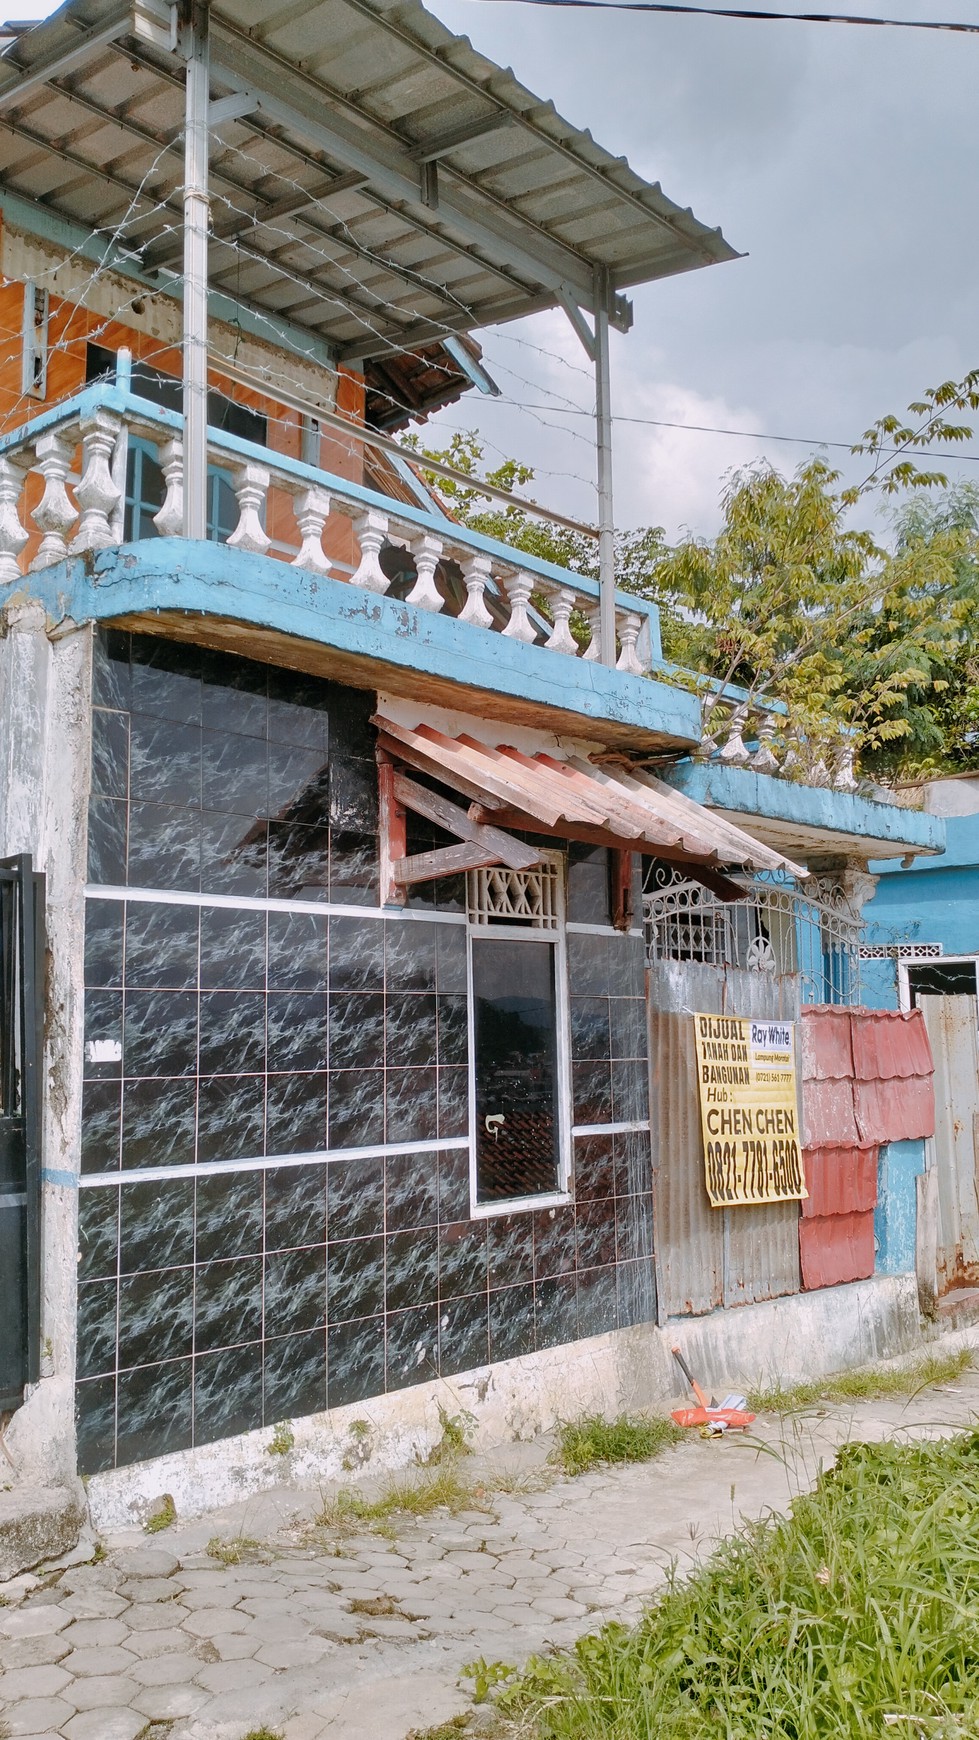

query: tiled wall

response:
[75,629,654,1475]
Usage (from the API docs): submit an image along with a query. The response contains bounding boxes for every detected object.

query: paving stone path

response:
[3,1354,979,1740]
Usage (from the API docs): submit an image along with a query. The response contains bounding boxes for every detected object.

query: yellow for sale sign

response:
[693,1013,806,1207]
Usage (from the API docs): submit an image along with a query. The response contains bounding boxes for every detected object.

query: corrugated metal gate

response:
[919,994,979,1293]
[648,960,802,1321]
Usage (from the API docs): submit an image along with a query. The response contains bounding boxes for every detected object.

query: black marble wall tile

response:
[327,1069,384,1149]
[85,900,124,988]
[385,1067,437,1144]
[615,1193,655,1264]
[572,1059,613,1126]
[567,932,609,996]
[194,1342,263,1445]
[77,1279,117,1379]
[124,990,197,1078]
[616,1257,656,1328]
[130,715,201,808]
[571,997,611,1062]
[200,907,266,989]
[118,1266,193,1368]
[385,1303,438,1391]
[329,916,384,992]
[488,1282,535,1363]
[201,727,268,816]
[575,1199,617,1271]
[268,910,327,991]
[264,1330,326,1422]
[266,993,327,1074]
[610,996,647,1062]
[265,1245,326,1337]
[614,1128,654,1198]
[194,1257,263,1352]
[327,1235,384,1323]
[438,1220,487,1300]
[437,1148,471,1224]
[92,629,132,711]
[81,1080,122,1174]
[84,990,123,1079]
[437,1068,469,1140]
[196,1170,264,1261]
[435,924,467,993]
[116,1358,193,1465]
[76,1375,116,1476]
[327,1315,384,1409]
[78,1186,119,1282]
[535,1274,578,1350]
[611,1060,649,1124]
[439,1294,489,1376]
[200,813,268,898]
[385,1228,439,1313]
[572,1135,615,1202]
[264,1163,327,1251]
[327,1156,384,1241]
[199,992,266,1075]
[131,635,202,724]
[120,1176,195,1274]
[487,1214,534,1288]
[126,901,200,990]
[91,708,130,801]
[533,1205,576,1279]
[266,1072,327,1156]
[385,993,437,1068]
[122,1077,196,1170]
[385,921,437,993]
[196,1075,265,1165]
[87,797,128,885]
[385,1149,438,1232]
[127,804,201,892]
[577,1265,618,1338]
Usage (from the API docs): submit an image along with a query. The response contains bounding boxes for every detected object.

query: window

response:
[468,857,569,1210]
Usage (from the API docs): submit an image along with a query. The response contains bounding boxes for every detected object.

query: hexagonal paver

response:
[132,1681,209,1721]
[0,1661,73,1702]
[124,1625,192,1659]
[183,1607,250,1638]
[0,1630,72,1669]
[63,1708,147,1740]
[3,1695,76,1735]
[57,1617,129,1650]
[255,1635,332,1669]
[112,1548,179,1579]
[193,1656,274,1693]
[123,1601,190,1631]
[59,1645,136,1677]
[0,1606,71,1638]
[59,1593,129,1621]
[62,1673,142,1711]
[130,1651,209,1687]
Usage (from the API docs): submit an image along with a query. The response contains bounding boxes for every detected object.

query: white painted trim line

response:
[565,922,644,939]
[571,1120,650,1137]
[78,1137,470,1188]
[85,885,467,922]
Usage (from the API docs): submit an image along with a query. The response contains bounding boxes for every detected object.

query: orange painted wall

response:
[0,256,365,574]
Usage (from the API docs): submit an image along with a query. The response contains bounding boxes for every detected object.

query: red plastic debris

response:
[799,1210,876,1290]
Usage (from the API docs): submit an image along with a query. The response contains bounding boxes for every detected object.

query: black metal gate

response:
[0,855,44,1413]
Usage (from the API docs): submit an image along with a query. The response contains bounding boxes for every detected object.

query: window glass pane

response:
[473,936,560,1204]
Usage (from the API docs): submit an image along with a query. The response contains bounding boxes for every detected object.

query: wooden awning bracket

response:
[377,752,542,905]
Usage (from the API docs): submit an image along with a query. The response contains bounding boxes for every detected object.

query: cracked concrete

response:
[2,1348,979,1740]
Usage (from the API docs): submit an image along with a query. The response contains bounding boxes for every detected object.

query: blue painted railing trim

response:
[18,541,702,746]
[2,381,666,659]
[665,759,945,853]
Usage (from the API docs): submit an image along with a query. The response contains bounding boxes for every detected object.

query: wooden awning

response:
[373,715,807,893]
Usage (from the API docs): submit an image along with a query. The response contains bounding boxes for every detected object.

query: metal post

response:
[594,275,616,668]
[181,0,210,541]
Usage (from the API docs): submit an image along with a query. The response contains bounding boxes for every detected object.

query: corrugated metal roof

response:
[850,1008,933,1082]
[800,1211,875,1291]
[854,1076,935,1146]
[801,1146,877,1219]
[374,713,804,879]
[0,0,739,365]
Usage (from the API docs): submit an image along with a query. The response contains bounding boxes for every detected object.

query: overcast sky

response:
[7,0,978,537]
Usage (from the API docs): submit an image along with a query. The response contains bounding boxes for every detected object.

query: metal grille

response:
[860,943,943,960]
[469,861,560,928]
[643,864,861,1007]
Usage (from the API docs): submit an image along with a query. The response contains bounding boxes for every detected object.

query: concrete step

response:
[0,1482,85,1582]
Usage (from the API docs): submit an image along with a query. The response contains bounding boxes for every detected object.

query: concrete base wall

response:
[87,1273,928,1530]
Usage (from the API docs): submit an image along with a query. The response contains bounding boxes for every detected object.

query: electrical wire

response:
[466,0,979,32]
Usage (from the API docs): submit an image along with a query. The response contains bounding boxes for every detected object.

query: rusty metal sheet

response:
[854,1075,936,1145]
[801,1145,878,1219]
[851,1009,934,1082]
[801,1076,861,1149]
[648,960,802,1317]
[918,995,979,1292]
[800,1211,875,1290]
[800,1008,854,1081]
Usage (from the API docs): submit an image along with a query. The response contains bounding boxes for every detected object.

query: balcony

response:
[0,362,703,751]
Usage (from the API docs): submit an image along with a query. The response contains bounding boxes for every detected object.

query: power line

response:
[468,0,979,32]
[509,402,979,463]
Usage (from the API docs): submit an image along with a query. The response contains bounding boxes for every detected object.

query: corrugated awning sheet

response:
[374,715,806,878]
[0,0,739,364]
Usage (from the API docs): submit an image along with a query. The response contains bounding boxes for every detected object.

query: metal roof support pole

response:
[594,273,616,669]
[180,0,210,541]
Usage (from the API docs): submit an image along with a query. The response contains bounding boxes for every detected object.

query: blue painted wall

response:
[865,817,979,960]
[875,1140,926,1276]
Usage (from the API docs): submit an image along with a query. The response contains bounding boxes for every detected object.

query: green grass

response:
[206,1532,263,1565]
[496,1427,979,1739]
[748,1347,973,1414]
[555,1412,684,1476]
[315,1466,489,1531]
[143,1493,176,1533]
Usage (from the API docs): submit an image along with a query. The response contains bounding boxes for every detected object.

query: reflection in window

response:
[473,936,560,1203]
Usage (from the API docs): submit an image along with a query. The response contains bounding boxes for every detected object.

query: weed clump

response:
[498,1427,979,1739]
[266,1420,294,1456]
[206,1533,263,1565]
[748,1346,973,1413]
[556,1412,683,1476]
[316,1467,487,1531]
[143,1493,176,1533]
